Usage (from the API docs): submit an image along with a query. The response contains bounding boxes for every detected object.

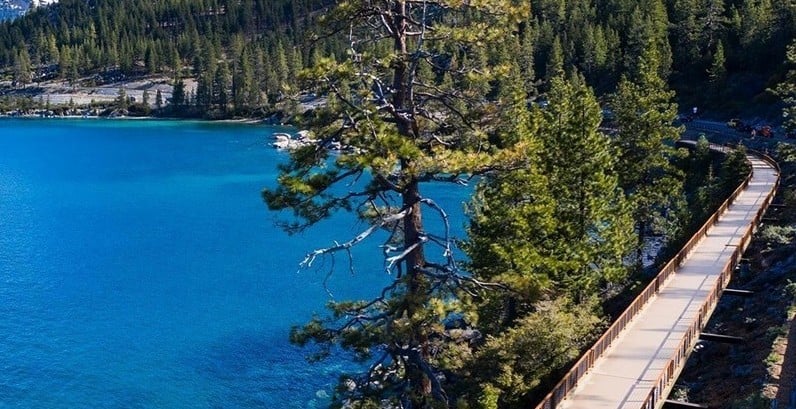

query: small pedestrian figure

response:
[692,106,698,117]
[751,129,756,139]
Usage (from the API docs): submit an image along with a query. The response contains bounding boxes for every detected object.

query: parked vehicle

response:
[727,118,753,133]
[756,125,774,138]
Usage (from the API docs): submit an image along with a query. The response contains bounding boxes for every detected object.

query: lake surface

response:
[0,119,470,408]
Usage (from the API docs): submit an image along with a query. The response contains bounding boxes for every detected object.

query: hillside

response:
[0,0,336,117]
[1,0,793,120]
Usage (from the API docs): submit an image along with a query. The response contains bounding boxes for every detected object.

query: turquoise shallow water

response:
[0,119,469,408]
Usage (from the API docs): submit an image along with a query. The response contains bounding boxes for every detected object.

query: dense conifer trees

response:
[2,0,795,115]
[775,41,796,133]
[0,0,334,114]
[12,46,30,85]
[463,74,634,408]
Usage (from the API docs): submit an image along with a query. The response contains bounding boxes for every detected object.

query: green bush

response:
[759,225,796,247]
[729,393,771,409]
[463,298,604,409]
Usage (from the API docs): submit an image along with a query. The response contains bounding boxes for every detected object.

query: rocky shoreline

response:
[271,130,358,152]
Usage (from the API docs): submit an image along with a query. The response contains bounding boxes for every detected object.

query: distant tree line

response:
[0,0,343,116]
[1,0,794,116]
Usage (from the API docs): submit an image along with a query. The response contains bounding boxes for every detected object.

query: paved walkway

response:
[557,154,779,409]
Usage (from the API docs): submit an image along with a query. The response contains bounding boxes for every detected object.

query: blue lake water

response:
[0,119,470,408]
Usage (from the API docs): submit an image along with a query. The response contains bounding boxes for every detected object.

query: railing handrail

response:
[638,147,780,408]
[534,142,776,409]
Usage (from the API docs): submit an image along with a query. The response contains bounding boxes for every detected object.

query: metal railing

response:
[639,149,780,408]
[534,145,779,409]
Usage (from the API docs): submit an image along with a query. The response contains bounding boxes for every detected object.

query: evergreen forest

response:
[0,0,794,116]
[2,1,795,409]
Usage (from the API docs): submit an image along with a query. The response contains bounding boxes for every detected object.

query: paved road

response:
[555,152,778,409]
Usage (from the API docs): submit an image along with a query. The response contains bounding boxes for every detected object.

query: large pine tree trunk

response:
[402,178,432,404]
[392,2,436,404]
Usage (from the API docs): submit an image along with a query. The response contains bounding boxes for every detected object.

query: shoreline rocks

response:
[271,131,313,150]
[271,130,356,153]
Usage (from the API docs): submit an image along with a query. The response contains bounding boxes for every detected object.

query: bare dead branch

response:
[379,13,394,35]
[322,251,337,298]
[346,247,356,276]
[419,198,456,269]
[301,207,412,268]
[419,263,513,293]
[385,239,426,273]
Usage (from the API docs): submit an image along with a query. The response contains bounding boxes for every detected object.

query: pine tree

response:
[538,73,634,299]
[233,48,255,111]
[33,32,47,69]
[546,36,565,82]
[47,34,59,66]
[145,42,159,73]
[171,49,182,79]
[718,145,752,195]
[612,40,684,269]
[517,27,537,95]
[59,45,71,79]
[172,78,185,108]
[213,61,231,113]
[155,89,163,110]
[700,0,727,53]
[681,135,718,229]
[272,40,289,92]
[775,41,796,133]
[582,24,608,81]
[707,41,726,87]
[464,62,554,334]
[738,0,776,67]
[13,48,33,87]
[195,72,213,109]
[117,87,128,110]
[68,47,80,84]
[263,1,531,407]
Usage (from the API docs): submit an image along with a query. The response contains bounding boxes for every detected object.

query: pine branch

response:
[300,206,412,268]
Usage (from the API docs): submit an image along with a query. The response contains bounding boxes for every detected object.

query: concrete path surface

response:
[557,154,779,409]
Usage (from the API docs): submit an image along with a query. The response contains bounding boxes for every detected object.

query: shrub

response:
[758,225,796,248]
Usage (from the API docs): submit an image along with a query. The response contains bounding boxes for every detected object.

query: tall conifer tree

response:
[538,73,634,298]
[263,1,531,407]
[775,41,796,133]
[13,48,32,87]
[464,61,553,334]
[612,40,684,269]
